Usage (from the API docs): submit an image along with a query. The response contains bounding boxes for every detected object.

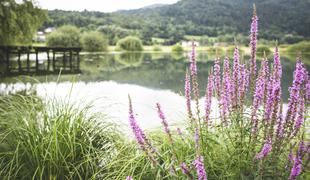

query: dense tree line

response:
[0,0,47,45]
[43,0,310,45]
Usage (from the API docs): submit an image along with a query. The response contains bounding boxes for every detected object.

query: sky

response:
[35,0,179,12]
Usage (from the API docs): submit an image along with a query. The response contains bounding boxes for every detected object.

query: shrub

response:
[116,36,143,51]
[257,45,271,56]
[287,41,310,54]
[82,31,108,52]
[152,45,162,52]
[171,44,184,53]
[46,25,81,47]
[0,94,120,179]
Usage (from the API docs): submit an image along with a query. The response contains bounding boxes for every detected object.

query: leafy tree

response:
[116,36,143,51]
[171,44,184,53]
[0,0,47,45]
[81,31,108,52]
[46,25,81,47]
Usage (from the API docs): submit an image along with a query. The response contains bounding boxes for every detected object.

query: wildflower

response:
[251,58,268,136]
[190,41,197,76]
[205,71,213,125]
[275,105,284,139]
[232,47,240,106]
[292,95,304,136]
[156,103,172,139]
[126,176,133,180]
[213,56,221,98]
[249,5,258,88]
[238,64,249,106]
[255,138,272,160]
[219,57,232,122]
[193,156,207,180]
[180,162,191,176]
[128,95,146,151]
[306,79,310,102]
[285,58,307,135]
[185,71,192,119]
[289,141,305,180]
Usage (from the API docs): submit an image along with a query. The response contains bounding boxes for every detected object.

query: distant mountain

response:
[45,0,310,44]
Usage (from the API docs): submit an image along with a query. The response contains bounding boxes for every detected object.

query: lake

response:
[0,52,309,131]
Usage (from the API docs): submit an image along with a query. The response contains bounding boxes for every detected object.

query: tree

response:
[81,31,108,52]
[46,25,81,47]
[0,0,47,45]
[116,36,143,51]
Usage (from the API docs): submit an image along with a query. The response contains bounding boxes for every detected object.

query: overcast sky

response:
[36,0,179,12]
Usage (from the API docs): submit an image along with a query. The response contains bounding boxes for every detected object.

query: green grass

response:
[0,93,122,180]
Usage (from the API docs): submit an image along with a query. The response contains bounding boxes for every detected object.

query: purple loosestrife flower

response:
[238,64,248,105]
[156,103,171,138]
[251,58,269,135]
[285,58,307,135]
[213,57,221,98]
[289,141,305,180]
[205,71,213,125]
[232,47,240,106]
[180,162,191,176]
[220,57,232,122]
[276,105,284,139]
[126,176,133,180]
[272,47,282,82]
[190,41,197,76]
[306,79,310,102]
[249,5,258,88]
[185,71,192,120]
[255,137,272,160]
[128,95,146,151]
[193,156,208,180]
[293,95,304,136]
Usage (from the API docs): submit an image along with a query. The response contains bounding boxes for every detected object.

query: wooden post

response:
[77,51,80,71]
[17,49,22,73]
[26,48,30,73]
[69,50,73,72]
[63,51,66,70]
[35,49,39,72]
[52,50,56,72]
[47,50,50,71]
[6,48,10,73]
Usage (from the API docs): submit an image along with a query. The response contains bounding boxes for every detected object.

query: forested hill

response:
[44,0,310,44]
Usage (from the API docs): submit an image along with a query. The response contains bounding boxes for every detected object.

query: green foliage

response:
[116,36,143,51]
[0,94,120,179]
[171,44,184,53]
[46,25,82,47]
[81,31,108,52]
[152,45,162,52]
[287,41,310,54]
[0,0,47,45]
[257,45,272,56]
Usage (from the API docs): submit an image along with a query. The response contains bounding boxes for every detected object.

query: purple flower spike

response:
[293,95,305,136]
[255,138,272,160]
[220,57,232,121]
[232,47,240,106]
[190,41,197,76]
[128,95,146,151]
[156,103,171,135]
[185,71,192,119]
[249,5,258,86]
[193,156,208,180]
[288,141,305,180]
[194,128,200,152]
[205,71,214,125]
[213,57,221,98]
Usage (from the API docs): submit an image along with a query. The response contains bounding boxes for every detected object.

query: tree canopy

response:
[0,0,47,45]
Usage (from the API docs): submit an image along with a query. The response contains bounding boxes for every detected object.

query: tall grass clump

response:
[107,5,310,180]
[117,36,143,51]
[0,94,121,180]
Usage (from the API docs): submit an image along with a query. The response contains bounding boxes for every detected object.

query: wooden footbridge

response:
[0,45,82,76]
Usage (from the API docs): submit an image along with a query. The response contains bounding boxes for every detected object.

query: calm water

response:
[0,52,309,130]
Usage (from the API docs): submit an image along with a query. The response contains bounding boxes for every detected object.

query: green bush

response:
[46,25,82,47]
[116,36,143,51]
[152,45,162,52]
[82,31,108,52]
[257,45,272,56]
[171,44,184,53]
[0,94,120,179]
